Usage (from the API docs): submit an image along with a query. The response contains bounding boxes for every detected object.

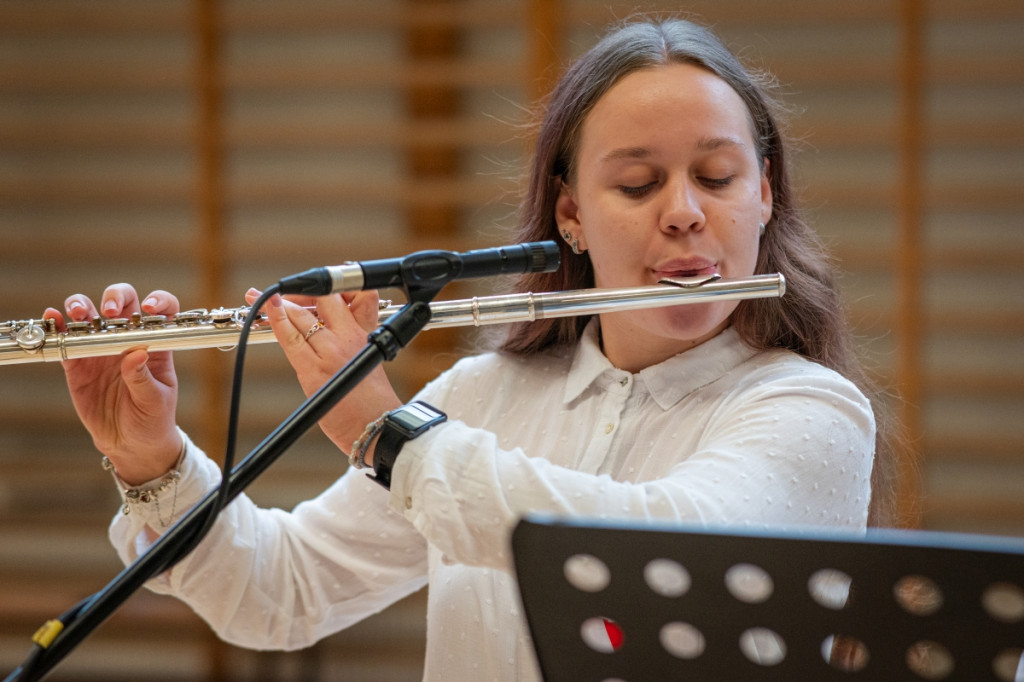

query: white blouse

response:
[110,323,875,681]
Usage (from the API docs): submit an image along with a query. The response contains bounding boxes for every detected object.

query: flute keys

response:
[141,315,167,328]
[66,321,92,334]
[13,320,47,351]
[173,310,205,326]
[209,308,234,327]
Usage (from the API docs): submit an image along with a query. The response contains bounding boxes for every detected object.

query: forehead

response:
[579,62,756,155]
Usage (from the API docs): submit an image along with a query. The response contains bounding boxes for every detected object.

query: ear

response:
[554,180,587,250]
[759,158,774,227]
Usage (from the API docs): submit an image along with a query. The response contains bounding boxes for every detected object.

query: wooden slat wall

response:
[1,0,1022,678]
[917,0,1024,534]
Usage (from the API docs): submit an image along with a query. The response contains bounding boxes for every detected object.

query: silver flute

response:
[1,273,784,366]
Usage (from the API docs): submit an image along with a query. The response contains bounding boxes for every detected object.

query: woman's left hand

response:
[245,288,401,457]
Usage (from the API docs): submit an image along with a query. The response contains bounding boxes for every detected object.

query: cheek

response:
[586,229,646,289]
[721,224,762,275]
[581,202,645,255]
[740,232,762,267]
[589,249,630,289]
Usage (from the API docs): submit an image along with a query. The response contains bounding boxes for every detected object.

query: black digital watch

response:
[370,401,447,489]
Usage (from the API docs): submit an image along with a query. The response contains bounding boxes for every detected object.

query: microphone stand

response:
[6,298,435,682]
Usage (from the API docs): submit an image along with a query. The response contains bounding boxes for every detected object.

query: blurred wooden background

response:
[1,0,1022,679]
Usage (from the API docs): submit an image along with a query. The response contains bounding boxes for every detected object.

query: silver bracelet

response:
[103,436,187,527]
[350,413,388,470]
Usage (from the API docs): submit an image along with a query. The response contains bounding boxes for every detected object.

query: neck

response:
[598,316,729,373]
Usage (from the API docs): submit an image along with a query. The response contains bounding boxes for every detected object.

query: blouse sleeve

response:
[108,431,428,651]
[388,356,875,573]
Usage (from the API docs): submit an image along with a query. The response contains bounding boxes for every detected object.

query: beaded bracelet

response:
[350,413,387,470]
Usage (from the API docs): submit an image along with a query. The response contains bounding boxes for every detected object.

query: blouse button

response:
[404,496,413,509]
[604,423,615,434]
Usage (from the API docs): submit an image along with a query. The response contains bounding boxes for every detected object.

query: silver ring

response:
[304,319,325,340]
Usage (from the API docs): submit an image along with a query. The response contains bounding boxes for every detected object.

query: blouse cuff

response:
[107,429,224,582]
[386,423,447,517]
[104,427,222,529]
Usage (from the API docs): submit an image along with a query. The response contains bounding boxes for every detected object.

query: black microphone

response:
[278,241,560,296]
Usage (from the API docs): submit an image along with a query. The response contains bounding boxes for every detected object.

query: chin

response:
[653,303,735,345]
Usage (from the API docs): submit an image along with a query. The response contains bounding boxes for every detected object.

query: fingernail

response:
[270,293,282,308]
[102,302,118,316]
[68,301,85,317]
[142,297,158,310]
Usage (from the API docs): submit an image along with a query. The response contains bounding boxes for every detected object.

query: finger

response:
[244,288,271,328]
[43,307,67,332]
[119,349,173,403]
[120,347,150,377]
[140,290,180,316]
[64,294,99,322]
[244,288,317,315]
[282,293,320,309]
[262,292,306,345]
[100,283,142,319]
[314,293,359,330]
[346,290,382,331]
[281,296,321,333]
[320,291,380,332]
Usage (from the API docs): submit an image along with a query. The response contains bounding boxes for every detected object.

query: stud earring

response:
[758,222,766,238]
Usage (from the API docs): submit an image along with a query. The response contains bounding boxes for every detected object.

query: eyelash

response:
[619,176,735,197]
[700,176,734,189]
[619,182,656,197]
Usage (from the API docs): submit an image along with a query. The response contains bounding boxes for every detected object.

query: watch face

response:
[392,403,442,432]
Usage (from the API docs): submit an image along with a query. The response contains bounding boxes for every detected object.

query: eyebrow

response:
[601,146,650,162]
[695,135,748,153]
[601,136,748,163]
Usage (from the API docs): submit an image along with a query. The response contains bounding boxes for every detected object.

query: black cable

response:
[173,285,278,560]
[7,286,277,681]
[10,258,454,679]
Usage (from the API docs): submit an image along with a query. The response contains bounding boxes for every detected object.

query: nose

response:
[660,177,705,234]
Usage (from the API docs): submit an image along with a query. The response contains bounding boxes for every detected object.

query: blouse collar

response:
[563,320,758,410]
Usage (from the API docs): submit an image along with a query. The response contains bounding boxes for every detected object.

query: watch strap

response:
[370,401,447,489]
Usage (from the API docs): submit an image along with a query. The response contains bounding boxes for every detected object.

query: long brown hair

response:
[500,18,906,527]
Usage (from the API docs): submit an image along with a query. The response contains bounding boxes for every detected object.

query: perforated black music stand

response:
[511,516,1024,681]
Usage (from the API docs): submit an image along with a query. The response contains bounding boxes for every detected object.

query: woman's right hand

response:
[43,283,182,486]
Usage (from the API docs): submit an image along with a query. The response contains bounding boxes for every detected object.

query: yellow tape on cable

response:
[31,620,64,648]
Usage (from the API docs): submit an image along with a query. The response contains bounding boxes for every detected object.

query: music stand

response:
[511,516,1024,681]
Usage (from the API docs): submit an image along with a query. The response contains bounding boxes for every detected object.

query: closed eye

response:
[619,181,657,197]
[699,175,735,189]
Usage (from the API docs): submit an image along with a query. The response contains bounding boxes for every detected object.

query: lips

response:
[651,259,718,280]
